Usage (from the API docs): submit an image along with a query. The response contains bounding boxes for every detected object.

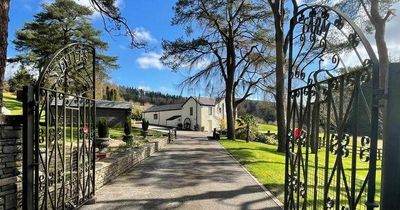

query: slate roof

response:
[52,98,132,110]
[95,100,132,110]
[195,97,217,106]
[144,103,184,113]
[143,96,223,113]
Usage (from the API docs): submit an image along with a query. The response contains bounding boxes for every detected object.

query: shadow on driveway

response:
[81,138,282,210]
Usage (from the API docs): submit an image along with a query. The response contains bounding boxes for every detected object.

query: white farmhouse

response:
[143,97,226,132]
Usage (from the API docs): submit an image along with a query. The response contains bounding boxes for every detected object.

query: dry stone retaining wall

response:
[95,138,168,189]
[0,124,22,210]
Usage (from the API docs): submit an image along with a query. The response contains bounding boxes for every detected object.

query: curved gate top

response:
[24,43,97,210]
[285,5,381,210]
[38,43,96,97]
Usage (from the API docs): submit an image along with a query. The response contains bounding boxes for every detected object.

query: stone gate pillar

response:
[0,116,23,210]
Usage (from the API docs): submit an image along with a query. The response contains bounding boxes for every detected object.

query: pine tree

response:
[8,65,35,92]
[13,0,118,82]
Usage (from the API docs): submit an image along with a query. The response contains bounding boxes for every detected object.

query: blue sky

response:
[6,0,191,96]
[6,0,400,98]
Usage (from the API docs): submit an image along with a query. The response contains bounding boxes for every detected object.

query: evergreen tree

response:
[8,65,35,92]
[161,0,275,139]
[13,0,118,82]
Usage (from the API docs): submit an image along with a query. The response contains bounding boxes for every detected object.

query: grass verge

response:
[219,139,285,201]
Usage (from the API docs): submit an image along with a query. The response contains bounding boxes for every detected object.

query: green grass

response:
[109,126,164,140]
[219,139,381,207]
[3,92,22,115]
[220,139,285,201]
[257,123,278,133]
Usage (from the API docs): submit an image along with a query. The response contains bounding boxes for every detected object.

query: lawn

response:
[219,139,285,201]
[3,91,22,115]
[219,139,381,208]
[257,123,278,133]
[109,126,164,140]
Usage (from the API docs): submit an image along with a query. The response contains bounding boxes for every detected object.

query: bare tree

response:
[311,0,399,88]
[262,0,298,152]
[161,0,275,139]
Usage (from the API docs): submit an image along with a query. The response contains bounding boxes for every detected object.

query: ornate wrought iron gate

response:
[284,5,381,210]
[23,43,96,209]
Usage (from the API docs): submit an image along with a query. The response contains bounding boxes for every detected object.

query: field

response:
[3,91,22,115]
[219,139,381,208]
[257,123,278,133]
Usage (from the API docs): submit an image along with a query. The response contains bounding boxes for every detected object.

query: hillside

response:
[2,92,22,115]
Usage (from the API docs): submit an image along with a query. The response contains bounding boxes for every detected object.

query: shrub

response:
[236,114,258,142]
[98,118,109,138]
[235,127,256,141]
[124,117,132,135]
[255,132,278,145]
[142,119,149,131]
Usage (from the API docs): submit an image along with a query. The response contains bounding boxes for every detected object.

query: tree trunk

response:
[225,83,236,140]
[374,20,389,88]
[0,0,10,114]
[275,19,286,153]
[246,124,250,143]
[370,0,389,89]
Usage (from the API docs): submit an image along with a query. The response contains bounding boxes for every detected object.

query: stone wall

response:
[0,117,168,209]
[95,137,168,189]
[0,124,22,210]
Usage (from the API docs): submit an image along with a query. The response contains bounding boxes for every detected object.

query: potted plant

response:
[141,119,149,138]
[123,117,134,143]
[95,118,111,153]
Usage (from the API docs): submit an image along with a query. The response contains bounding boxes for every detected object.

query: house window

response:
[153,114,158,120]
[190,107,193,116]
[208,107,213,115]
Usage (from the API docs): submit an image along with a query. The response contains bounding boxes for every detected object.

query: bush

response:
[142,119,149,131]
[236,114,258,141]
[124,117,132,135]
[255,132,278,145]
[98,118,109,138]
[235,127,256,141]
[221,129,227,136]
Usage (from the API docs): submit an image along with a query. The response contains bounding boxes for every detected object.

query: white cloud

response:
[5,63,20,80]
[138,85,150,91]
[134,27,157,44]
[136,52,165,70]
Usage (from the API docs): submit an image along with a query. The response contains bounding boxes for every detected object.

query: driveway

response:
[81,134,282,210]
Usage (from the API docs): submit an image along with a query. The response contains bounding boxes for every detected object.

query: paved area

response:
[81,133,282,210]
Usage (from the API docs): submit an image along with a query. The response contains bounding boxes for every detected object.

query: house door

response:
[208,120,212,132]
